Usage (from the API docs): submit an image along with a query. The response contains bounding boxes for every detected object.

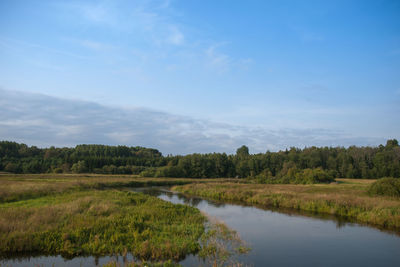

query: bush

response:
[296,168,335,184]
[53,167,63,173]
[368,178,400,197]
[4,162,20,173]
[250,167,335,184]
[139,168,157,177]
[71,160,88,173]
[155,166,185,178]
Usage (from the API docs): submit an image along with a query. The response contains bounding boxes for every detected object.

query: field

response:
[173,178,400,231]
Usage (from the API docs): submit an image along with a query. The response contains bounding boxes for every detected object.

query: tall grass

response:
[0,190,205,261]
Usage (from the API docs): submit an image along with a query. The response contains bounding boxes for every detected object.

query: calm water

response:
[2,187,400,266]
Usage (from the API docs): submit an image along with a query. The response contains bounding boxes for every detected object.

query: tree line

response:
[0,140,399,180]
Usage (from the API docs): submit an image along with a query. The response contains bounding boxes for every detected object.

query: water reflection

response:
[131,186,396,234]
[0,253,137,267]
[133,186,400,267]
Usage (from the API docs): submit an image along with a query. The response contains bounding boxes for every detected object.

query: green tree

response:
[236,145,249,158]
[71,160,88,173]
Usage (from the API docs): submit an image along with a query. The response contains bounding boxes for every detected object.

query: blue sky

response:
[0,0,399,154]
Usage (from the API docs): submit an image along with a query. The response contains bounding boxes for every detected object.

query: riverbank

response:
[0,174,248,265]
[173,179,400,231]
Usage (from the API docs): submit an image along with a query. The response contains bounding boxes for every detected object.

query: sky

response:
[0,0,399,154]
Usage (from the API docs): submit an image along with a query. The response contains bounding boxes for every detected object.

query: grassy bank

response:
[0,189,205,261]
[172,179,400,231]
[0,174,206,262]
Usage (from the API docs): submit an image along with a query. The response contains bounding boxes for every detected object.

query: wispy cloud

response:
[0,36,89,60]
[205,44,232,73]
[0,89,385,154]
[62,0,185,47]
[65,1,117,26]
[55,0,250,73]
[166,26,184,45]
[62,37,115,52]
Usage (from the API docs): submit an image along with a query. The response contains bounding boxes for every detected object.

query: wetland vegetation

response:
[0,175,207,262]
[173,179,400,231]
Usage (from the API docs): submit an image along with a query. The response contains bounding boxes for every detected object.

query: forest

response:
[0,140,399,181]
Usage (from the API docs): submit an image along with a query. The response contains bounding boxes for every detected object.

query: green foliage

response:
[1,140,399,180]
[4,162,20,173]
[71,160,88,173]
[155,166,185,178]
[0,190,206,261]
[139,168,158,177]
[252,167,334,184]
[198,221,250,266]
[295,168,335,184]
[368,178,400,197]
[236,145,249,158]
[0,141,163,174]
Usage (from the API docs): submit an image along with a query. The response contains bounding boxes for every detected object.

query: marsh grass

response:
[0,190,206,261]
[173,180,400,231]
[197,216,250,267]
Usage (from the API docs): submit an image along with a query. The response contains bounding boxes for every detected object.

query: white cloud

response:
[205,44,231,73]
[51,1,251,75]
[166,26,184,45]
[0,89,386,154]
[68,2,116,25]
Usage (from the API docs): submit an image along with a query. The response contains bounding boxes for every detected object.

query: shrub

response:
[71,160,88,173]
[139,168,157,177]
[297,168,335,184]
[4,162,20,173]
[251,167,335,184]
[53,167,63,173]
[368,177,400,197]
[155,166,185,178]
